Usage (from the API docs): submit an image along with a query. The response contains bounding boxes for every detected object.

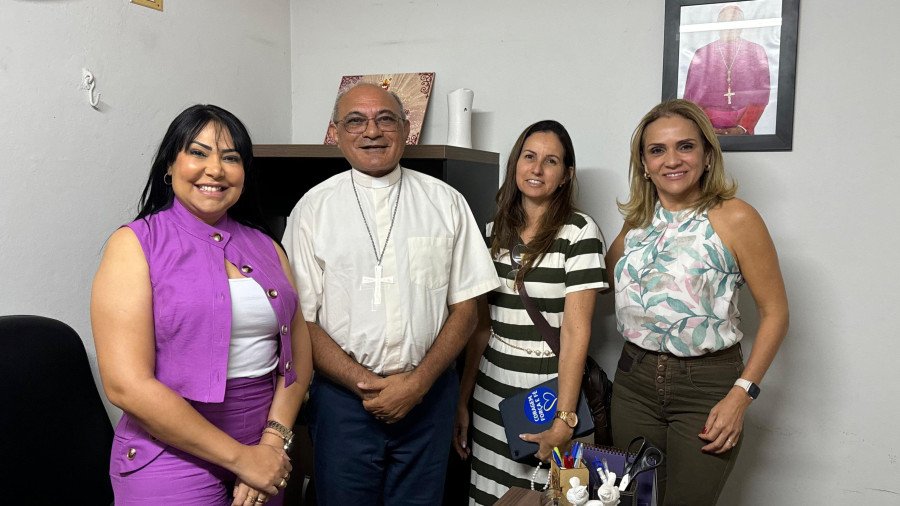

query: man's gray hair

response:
[331,83,407,123]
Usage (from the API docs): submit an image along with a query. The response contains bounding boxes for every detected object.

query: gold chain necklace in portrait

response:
[716,38,744,105]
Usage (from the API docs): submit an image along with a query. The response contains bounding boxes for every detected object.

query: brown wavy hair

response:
[491,120,577,285]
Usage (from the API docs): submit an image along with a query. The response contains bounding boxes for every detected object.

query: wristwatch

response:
[554,410,578,429]
[265,420,295,452]
[734,378,760,400]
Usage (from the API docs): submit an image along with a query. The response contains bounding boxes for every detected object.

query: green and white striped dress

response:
[469,212,608,505]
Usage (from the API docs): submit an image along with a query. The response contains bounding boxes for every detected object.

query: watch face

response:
[557,410,577,428]
[748,383,761,399]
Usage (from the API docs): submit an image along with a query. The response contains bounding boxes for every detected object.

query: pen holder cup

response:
[550,459,590,506]
[590,477,638,506]
[619,488,638,506]
[614,476,638,506]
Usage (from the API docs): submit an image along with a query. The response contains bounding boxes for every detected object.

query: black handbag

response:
[516,280,613,446]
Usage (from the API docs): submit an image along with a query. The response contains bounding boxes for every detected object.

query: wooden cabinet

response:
[252,144,500,239]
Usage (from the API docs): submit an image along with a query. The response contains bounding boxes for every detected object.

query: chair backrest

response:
[0,315,114,505]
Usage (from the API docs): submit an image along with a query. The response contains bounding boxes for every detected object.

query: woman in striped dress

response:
[453,120,609,505]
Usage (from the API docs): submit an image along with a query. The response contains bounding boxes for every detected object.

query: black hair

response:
[136,104,275,240]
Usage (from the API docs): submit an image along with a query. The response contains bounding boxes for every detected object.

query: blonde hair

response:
[618,99,737,228]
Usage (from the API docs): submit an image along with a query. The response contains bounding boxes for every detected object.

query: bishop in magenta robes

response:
[683,5,771,135]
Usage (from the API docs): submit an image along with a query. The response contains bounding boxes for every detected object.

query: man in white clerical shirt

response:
[283,83,498,505]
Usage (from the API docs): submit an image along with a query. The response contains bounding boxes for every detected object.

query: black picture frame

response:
[662,0,799,151]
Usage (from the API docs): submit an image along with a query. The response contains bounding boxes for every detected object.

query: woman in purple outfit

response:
[92,104,312,505]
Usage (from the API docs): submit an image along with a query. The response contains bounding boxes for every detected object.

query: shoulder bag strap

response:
[510,237,561,356]
[509,238,559,357]
[518,283,561,356]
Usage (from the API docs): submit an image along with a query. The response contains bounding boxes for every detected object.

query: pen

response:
[551,447,563,468]
[589,456,603,484]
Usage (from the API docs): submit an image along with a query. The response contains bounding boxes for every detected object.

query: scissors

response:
[618,436,664,491]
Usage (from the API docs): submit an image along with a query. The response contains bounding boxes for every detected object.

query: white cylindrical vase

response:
[447,88,474,148]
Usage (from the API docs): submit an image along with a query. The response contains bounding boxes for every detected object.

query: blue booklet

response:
[498,377,594,462]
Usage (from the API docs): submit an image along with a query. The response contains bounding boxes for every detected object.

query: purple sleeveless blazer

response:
[111,199,298,475]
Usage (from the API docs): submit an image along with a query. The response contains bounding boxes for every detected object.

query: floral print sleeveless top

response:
[614,203,744,356]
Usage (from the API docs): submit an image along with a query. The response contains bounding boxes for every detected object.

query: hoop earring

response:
[643,172,651,181]
[163,173,172,186]
[705,163,711,171]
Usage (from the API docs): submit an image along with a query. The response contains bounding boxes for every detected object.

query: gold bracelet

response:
[265,420,293,439]
[262,428,284,440]
[264,420,294,451]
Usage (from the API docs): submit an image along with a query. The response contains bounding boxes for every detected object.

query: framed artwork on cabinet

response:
[324,72,435,145]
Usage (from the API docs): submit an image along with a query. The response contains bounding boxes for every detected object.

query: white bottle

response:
[447,88,474,148]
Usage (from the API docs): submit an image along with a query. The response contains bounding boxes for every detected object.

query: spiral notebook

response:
[498,377,594,462]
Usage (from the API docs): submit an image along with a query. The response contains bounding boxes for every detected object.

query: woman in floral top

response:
[606,100,789,505]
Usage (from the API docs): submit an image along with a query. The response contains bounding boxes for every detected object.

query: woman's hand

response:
[453,402,471,459]
[520,419,574,462]
[698,387,751,454]
[232,443,292,496]
[232,480,268,506]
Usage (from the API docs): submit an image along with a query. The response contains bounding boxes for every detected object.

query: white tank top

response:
[226,277,279,379]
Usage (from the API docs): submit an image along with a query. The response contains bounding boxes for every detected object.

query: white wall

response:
[290,1,900,503]
[0,0,292,418]
[4,1,898,503]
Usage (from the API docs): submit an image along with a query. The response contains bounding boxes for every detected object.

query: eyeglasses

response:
[505,243,528,291]
[334,113,403,134]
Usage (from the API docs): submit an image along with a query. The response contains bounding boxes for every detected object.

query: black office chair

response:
[0,315,114,505]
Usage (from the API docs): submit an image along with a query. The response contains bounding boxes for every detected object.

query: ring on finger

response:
[256,497,266,504]
[278,478,287,488]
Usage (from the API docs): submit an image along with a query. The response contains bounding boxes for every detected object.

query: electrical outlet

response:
[132,0,163,11]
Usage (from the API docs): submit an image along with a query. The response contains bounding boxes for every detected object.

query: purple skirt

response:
[110,374,283,505]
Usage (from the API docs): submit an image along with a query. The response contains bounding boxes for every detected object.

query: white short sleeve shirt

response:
[284,166,499,375]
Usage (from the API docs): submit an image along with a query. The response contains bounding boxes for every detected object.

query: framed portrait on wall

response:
[324,72,435,145]
[662,0,800,151]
